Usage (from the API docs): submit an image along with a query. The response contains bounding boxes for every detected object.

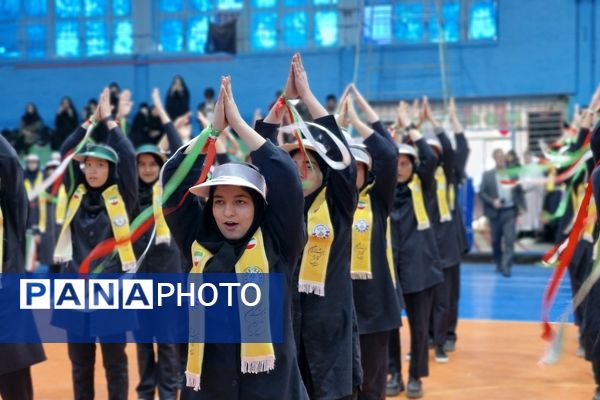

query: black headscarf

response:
[196,185,266,273]
[290,148,330,213]
[81,161,118,215]
[24,166,40,183]
[137,153,164,209]
[22,104,41,126]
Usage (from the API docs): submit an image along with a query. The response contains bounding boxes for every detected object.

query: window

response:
[56,21,80,57]
[468,0,497,40]
[314,10,338,47]
[283,11,307,48]
[159,19,183,52]
[394,3,424,42]
[428,1,460,43]
[113,19,133,54]
[188,16,210,52]
[27,24,47,57]
[364,5,392,44]
[53,0,132,57]
[367,0,497,44]
[251,12,277,50]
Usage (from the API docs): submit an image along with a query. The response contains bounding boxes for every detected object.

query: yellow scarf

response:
[55,184,68,225]
[0,206,3,274]
[54,184,136,271]
[39,191,47,233]
[408,174,431,230]
[298,188,334,296]
[435,167,452,222]
[351,184,374,280]
[24,172,42,200]
[186,228,275,391]
[385,218,397,288]
[153,182,171,245]
[583,190,597,243]
[546,166,556,192]
[566,183,586,234]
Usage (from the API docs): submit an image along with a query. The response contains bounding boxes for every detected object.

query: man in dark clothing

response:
[479,149,526,277]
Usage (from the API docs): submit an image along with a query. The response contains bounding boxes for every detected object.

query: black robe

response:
[453,132,470,255]
[391,138,444,294]
[134,122,183,274]
[255,115,361,399]
[352,121,403,335]
[0,134,46,375]
[51,124,138,337]
[427,128,463,269]
[163,140,309,400]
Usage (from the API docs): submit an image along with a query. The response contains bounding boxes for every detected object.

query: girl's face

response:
[212,185,255,240]
[138,154,160,184]
[355,163,366,190]
[27,104,35,114]
[292,151,323,197]
[84,157,109,188]
[397,155,414,183]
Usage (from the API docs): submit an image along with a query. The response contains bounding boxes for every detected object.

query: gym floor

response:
[32,264,596,399]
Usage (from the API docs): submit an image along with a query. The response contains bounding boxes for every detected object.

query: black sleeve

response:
[436,128,455,183]
[315,115,358,217]
[254,119,279,145]
[575,127,591,151]
[60,126,87,157]
[415,138,438,189]
[163,121,183,155]
[454,133,470,182]
[370,120,396,147]
[591,121,600,164]
[364,132,398,214]
[0,135,28,270]
[107,126,138,216]
[162,147,207,268]
[251,141,307,261]
[216,153,230,165]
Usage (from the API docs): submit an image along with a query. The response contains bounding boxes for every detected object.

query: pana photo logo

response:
[20,278,262,310]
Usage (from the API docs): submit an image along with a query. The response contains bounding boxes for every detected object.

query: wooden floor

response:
[31,319,596,400]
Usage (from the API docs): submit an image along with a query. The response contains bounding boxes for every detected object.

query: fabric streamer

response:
[27,123,96,202]
[79,127,219,274]
[540,176,593,341]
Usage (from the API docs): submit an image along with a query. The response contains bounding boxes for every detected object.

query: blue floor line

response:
[458,263,574,323]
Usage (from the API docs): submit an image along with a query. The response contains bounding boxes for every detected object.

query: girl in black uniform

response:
[420,100,464,363]
[341,89,402,400]
[54,88,138,400]
[163,76,309,399]
[0,134,46,400]
[134,88,185,400]
[256,54,359,400]
[390,105,443,399]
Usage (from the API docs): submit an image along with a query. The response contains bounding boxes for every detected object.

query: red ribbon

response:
[541,175,593,340]
[79,137,218,274]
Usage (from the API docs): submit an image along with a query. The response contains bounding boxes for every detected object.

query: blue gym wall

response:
[0,0,598,129]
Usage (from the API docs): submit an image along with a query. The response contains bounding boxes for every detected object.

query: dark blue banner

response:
[0,273,284,344]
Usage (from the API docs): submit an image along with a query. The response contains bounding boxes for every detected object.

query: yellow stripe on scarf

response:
[449,183,456,212]
[153,182,171,245]
[54,184,136,271]
[55,184,67,225]
[546,166,556,192]
[186,228,274,392]
[0,206,3,273]
[435,167,452,222]
[408,174,431,230]
[351,184,374,280]
[298,188,334,296]
[583,188,597,243]
[38,191,47,233]
[24,172,42,200]
[385,218,397,288]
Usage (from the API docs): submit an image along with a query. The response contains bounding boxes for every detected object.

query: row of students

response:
[2,53,471,399]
